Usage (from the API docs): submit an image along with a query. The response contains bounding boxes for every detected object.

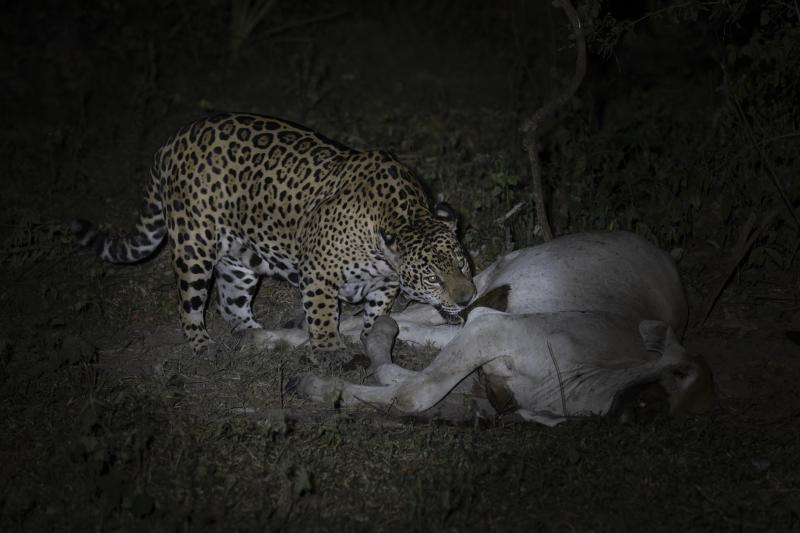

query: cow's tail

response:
[71,166,166,264]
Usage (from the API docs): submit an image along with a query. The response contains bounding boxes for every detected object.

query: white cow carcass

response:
[288,231,715,425]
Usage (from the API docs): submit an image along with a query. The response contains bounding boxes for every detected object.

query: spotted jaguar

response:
[72,113,475,354]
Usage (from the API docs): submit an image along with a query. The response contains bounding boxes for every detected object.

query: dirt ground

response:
[1,2,799,531]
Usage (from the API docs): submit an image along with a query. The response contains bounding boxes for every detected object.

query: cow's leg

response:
[287,317,413,405]
[336,302,454,346]
[253,303,461,353]
[362,316,418,385]
[291,314,506,413]
[385,315,507,412]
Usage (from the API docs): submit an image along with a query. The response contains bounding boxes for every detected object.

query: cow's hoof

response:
[371,316,400,336]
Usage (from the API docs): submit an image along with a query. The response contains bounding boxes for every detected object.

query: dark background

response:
[1,1,798,531]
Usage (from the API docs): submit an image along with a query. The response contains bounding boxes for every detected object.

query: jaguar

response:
[72,113,475,355]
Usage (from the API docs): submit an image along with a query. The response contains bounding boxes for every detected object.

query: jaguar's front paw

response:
[192,339,219,359]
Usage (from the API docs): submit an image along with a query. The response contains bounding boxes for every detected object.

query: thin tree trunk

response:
[521,0,586,241]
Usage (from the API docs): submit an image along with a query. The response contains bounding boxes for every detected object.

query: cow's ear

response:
[638,320,668,353]
[434,202,457,231]
[379,229,400,268]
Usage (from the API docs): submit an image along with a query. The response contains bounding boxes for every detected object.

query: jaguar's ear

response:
[379,228,401,268]
[434,202,458,231]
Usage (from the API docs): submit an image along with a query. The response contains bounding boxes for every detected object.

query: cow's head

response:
[611,321,715,423]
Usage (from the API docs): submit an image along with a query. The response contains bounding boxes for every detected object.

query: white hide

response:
[286,231,714,425]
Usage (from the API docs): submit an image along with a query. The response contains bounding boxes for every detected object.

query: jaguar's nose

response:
[455,282,476,307]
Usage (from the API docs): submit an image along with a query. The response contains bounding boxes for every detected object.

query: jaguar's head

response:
[379,203,475,318]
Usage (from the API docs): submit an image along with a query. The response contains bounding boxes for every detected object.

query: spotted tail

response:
[71,169,166,264]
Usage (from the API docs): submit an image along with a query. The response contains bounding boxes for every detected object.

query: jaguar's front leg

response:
[300,275,344,353]
[361,281,400,338]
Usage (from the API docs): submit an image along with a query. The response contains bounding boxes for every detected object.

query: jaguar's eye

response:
[425,274,439,284]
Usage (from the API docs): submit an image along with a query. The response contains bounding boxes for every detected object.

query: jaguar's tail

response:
[71,167,166,264]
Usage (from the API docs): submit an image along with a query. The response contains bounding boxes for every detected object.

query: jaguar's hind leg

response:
[215,255,262,331]
[174,247,215,355]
